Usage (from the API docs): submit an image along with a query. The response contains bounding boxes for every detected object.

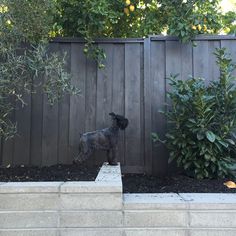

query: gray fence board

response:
[150,41,168,175]
[13,95,31,165]
[69,44,86,160]
[85,58,97,132]
[144,38,152,173]
[58,43,71,164]
[180,43,193,80]
[1,35,236,175]
[193,40,209,80]
[112,44,125,165]
[2,98,15,167]
[95,44,114,164]
[208,41,220,83]
[125,43,142,166]
[41,43,59,166]
[30,77,43,166]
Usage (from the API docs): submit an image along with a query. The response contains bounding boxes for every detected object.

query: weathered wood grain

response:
[30,76,43,166]
[112,44,125,165]
[69,44,86,161]
[58,43,71,164]
[13,95,31,165]
[151,41,168,176]
[41,43,59,166]
[125,43,142,166]
[95,44,114,165]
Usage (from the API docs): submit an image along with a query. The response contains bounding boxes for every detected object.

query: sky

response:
[220,0,236,13]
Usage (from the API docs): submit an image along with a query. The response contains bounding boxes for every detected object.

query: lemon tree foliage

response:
[55,0,224,42]
[222,11,236,34]
[153,48,236,179]
[0,0,79,139]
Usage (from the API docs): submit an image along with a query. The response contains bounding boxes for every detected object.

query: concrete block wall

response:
[0,163,236,236]
[0,163,123,236]
[123,193,236,236]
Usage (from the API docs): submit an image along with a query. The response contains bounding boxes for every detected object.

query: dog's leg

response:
[107,150,112,165]
[107,147,118,166]
[74,139,91,163]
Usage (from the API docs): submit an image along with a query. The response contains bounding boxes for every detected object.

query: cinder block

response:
[0,229,58,236]
[60,228,123,236]
[0,194,59,210]
[95,163,121,182]
[0,212,58,228]
[60,181,122,193]
[0,182,62,193]
[189,229,236,236]
[60,211,123,227]
[124,229,187,236]
[179,193,236,210]
[60,193,122,210]
[124,210,187,227]
[124,194,187,210]
[190,211,236,228]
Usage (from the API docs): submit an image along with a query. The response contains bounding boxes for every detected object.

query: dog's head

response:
[109,112,129,130]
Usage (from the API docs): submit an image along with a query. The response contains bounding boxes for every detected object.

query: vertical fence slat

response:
[2,99,15,167]
[208,41,221,82]
[0,137,2,165]
[165,40,182,174]
[193,41,209,79]
[85,55,97,166]
[140,43,145,169]
[125,43,142,167]
[151,40,168,176]
[181,43,193,80]
[13,95,31,165]
[58,43,71,164]
[112,44,125,165]
[144,38,152,174]
[69,44,86,160]
[96,44,114,165]
[30,77,43,166]
[85,58,97,132]
[42,43,59,166]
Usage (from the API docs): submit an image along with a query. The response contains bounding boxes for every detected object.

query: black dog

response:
[74,112,129,165]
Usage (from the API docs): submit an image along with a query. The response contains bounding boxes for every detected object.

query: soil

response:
[0,163,100,182]
[123,174,236,193]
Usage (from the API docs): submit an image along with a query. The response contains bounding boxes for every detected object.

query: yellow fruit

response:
[191,25,197,30]
[124,7,129,15]
[224,27,230,33]
[224,181,236,189]
[203,24,207,32]
[197,24,202,31]
[0,5,8,13]
[129,4,135,12]
[125,0,131,6]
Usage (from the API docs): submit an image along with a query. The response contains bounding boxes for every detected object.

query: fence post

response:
[144,37,152,174]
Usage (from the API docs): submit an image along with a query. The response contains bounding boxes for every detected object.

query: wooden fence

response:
[0,35,236,175]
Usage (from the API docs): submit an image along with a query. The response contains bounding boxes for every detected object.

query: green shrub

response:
[153,48,236,179]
